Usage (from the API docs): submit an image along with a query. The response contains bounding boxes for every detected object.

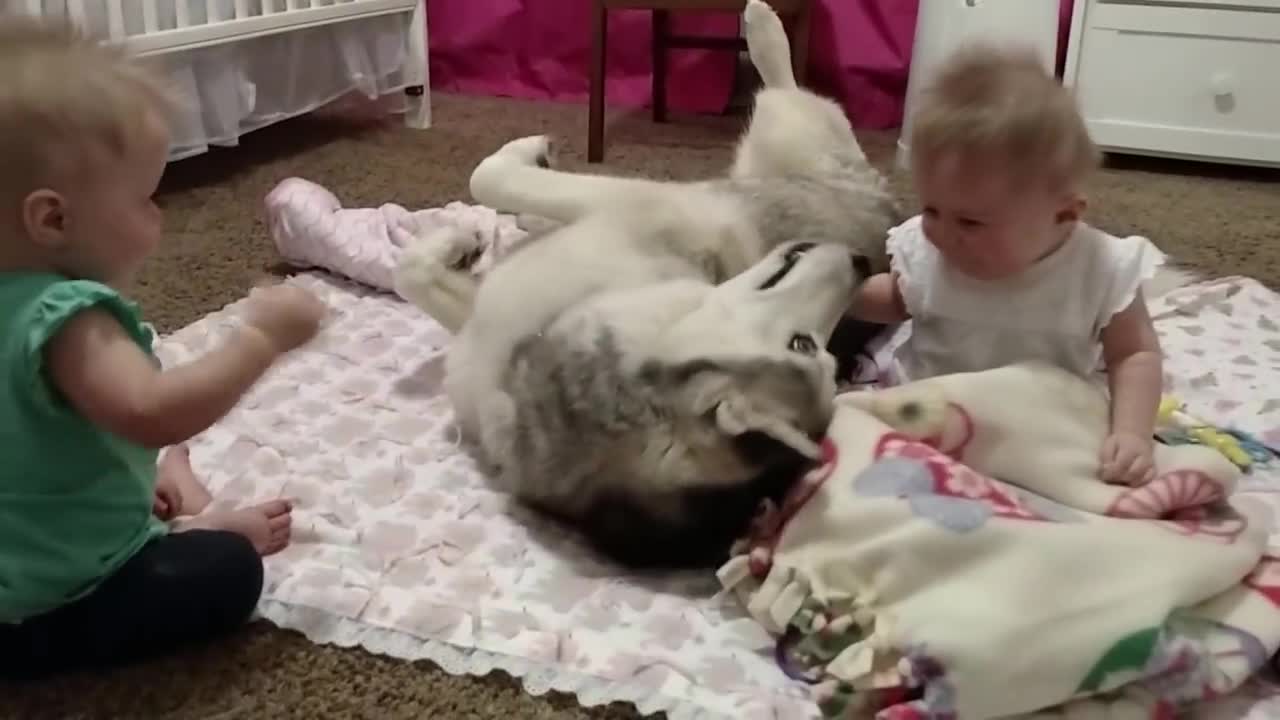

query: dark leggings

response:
[0,529,263,680]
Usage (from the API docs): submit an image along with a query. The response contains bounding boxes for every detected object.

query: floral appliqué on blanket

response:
[1244,555,1280,608]
[1107,469,1246,543]
[853,431,1072,533]
[1076,611,1271,715]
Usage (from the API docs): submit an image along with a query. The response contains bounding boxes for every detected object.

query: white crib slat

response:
[106,0,126,40]
[120,0,423,57]
[66,0,87,29]
[142,0,159,33]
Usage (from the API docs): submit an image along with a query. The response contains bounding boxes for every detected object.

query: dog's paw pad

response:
[433,228,487,270]
[451,238,486,271]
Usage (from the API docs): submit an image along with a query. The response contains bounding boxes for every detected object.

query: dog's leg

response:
[731,87,866,177]
[470,135,692,224]
[393,226,483,333]
[731,1,870,181]
[743,0,796,90]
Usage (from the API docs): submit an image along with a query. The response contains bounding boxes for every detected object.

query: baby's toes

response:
[256,498,293,519]
[266,508,292,534]
[264,525,291,555]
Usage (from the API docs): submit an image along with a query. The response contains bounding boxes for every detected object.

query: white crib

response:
[7,0,431,160]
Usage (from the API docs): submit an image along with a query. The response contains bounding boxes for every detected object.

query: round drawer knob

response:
[1210,72,1236,113]
[1210,72,1235,99]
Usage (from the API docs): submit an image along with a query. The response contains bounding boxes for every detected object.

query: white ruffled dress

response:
[886,215,1166,385]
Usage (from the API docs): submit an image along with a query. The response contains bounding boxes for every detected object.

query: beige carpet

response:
[1,93,1277,720]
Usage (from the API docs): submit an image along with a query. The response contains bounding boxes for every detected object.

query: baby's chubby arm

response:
[45,285,325,449]
[1099,292,1163,484]
[1101,293,1162,437]
[848,271,910,324]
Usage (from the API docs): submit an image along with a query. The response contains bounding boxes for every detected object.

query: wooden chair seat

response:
[589,0,813,162]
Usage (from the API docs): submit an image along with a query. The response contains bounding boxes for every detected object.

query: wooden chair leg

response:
[589,1,608,163]
[652,9,670,123]
[789,3,812,87]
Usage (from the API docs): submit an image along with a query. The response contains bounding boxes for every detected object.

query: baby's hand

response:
[1100,432,1156,486]
[153,475,182,521]
[242,284,326,354]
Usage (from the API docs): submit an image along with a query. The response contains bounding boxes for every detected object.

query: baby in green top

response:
[0,17,326,678]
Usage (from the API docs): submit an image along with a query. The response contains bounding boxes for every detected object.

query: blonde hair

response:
[0,16,177,203]
[909,43,1100,191]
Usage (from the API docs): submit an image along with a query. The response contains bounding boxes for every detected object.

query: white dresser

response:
[1063,0,1280,167]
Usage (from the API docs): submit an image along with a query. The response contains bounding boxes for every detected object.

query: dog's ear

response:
[713,393,823,460]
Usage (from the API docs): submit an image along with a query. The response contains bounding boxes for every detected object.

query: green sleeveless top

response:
[0,273,166,623]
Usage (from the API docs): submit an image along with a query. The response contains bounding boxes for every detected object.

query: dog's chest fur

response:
[725,173,900,270]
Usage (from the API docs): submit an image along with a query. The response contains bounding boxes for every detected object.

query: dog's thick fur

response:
[394,1,899,569]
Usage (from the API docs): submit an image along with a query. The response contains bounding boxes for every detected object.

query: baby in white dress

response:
[852,44,1165,488]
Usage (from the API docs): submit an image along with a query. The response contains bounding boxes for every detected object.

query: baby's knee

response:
[169,530,264,627]
[211,532,265,622]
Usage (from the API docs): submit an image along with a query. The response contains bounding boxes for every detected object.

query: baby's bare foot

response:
[158,445,214,516]
[175,499,293,556]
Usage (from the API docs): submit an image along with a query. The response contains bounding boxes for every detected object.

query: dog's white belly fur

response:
[443,192,763,439]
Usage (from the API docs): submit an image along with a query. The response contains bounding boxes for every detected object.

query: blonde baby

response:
[0,18,326,678]
[853,45,1165,488]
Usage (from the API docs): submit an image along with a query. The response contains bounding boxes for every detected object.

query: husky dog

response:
[394,0,899,569]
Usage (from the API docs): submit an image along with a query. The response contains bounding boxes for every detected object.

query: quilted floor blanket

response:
[153,269,1280,720]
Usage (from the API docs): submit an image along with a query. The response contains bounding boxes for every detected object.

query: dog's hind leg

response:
[743,0,796,90]
[732,1,871,181]
[470,135,687,224]
[393,226,482,333]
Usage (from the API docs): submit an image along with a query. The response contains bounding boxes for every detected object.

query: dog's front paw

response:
[405,226,485,272]
[393,226,485,312]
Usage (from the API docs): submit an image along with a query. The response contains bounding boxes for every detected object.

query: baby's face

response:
[912,152,1081,282]
[58,111,170,287]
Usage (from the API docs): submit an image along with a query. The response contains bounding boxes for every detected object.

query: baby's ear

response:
[1056,193,1087,225]
[23,189,68,250]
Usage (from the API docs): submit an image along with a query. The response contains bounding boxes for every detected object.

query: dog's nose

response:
[850,253,872,278]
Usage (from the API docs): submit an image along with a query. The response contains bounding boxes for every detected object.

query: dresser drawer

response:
[1090,1,1280,41]
[1101,0,1280,9]
[1070,21,1280,166]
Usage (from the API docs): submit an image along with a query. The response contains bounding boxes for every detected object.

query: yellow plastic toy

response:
[1157,395,1254,470]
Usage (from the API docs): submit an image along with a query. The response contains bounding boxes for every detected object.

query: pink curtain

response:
[427,0,1074,130]
[426,1,739,115]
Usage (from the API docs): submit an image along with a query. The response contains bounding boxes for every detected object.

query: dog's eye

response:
[788,334,818,355]
[760,243,817,290]
[785,243,816,263]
